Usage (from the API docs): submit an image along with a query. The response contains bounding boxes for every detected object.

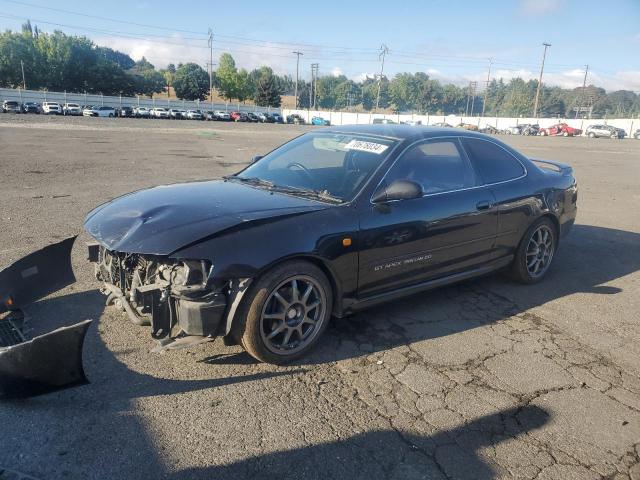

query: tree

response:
[216,53,238,101]
[235,68,253,103]
[254,66,282,107]
[173,63,209,100]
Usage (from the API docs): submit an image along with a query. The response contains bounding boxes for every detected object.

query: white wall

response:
[283,109,639,136]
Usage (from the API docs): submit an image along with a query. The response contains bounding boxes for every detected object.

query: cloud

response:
[94,35,297,75]
[520,0,562,15]
[331,67,344,77]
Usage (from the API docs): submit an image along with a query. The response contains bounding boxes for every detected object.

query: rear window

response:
[462,138,525,184]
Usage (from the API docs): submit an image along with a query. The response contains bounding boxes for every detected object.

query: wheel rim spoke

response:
[526,226,554,277]
[261,274,326,355]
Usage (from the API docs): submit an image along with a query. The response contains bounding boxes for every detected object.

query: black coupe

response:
[85,125,578,363]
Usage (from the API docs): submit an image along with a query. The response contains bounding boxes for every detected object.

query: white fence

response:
[283,109,639,136]
[0,87,280,114]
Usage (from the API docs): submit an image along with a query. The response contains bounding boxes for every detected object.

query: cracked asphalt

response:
[0,115,639,480]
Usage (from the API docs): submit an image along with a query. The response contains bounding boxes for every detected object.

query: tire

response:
[562,131,569,137]
[233,260,333,364]
[540,130,546,136]
[588,132,596,138]
[509,217,557,284]
[109,113,114,117]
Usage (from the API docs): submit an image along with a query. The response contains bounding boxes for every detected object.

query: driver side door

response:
[357,137,498,297]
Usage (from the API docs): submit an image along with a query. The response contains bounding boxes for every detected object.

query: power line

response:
[0,0,207,35]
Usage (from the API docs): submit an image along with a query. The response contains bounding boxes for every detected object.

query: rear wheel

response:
[510,218,557,284]
[234,261,333,364]
[588,132,596,138]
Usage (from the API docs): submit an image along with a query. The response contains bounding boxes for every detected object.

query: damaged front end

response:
[0,237,91,399]
[89,244,230,351]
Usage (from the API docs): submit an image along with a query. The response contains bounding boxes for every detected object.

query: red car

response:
[230,111,247,122]
[539,123,582,137]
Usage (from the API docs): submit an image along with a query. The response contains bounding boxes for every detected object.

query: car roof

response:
[322,123,489,141]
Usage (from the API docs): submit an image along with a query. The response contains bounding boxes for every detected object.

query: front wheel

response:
[588,132,596,138]
[234,261,333,364]
[510,218,557,284]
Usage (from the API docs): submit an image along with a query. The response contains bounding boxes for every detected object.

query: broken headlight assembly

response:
[90,245,226,350]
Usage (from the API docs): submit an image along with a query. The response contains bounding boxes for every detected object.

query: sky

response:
[1,0,639,92]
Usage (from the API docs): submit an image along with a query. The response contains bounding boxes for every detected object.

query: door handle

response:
[476,201,492,211]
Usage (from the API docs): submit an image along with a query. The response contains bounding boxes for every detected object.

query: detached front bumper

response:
[0,237,92,399]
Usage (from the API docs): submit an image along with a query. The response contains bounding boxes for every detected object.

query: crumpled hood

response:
[84,179,328,255]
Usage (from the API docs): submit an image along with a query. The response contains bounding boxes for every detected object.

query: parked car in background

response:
[373,118,396,124]
[585,124,625,139]
[2,100,21,113]
[63,103,82,116]
[456,123,479,131]
[168,108,184,120]
[270,113,284,124]
[83,106,116,117]
[134,106,151,118]
[116,106,134,118]
[311,116,330,126]
[246,112,259,123]
[634,129,640,140]
[185,110,204,120]
[22,102,41,113]
[431,122,453,128]
[505,125,524,135]
[213,110,231,121]
[204,110,215,121]
[478,125,501,134]
[257,112,272,123]
[42,102,62,115]
[230,111,246,122]
[521,124,540,136]
[151,107,170,119]
[402,120,422,126]
[286,113,306,124]
[539,123,582,137]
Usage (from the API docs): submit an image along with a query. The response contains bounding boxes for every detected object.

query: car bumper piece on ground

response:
[0,236,92,399]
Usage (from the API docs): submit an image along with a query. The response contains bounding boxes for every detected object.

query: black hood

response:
[84,180,328,255]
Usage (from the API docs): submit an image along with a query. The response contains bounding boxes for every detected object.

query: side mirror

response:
[372,180,423,203]
[251,155,263,164]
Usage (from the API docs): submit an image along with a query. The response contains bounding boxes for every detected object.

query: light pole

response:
[375,44,389,112]
[533,42,551,118]
[293,51,303,109]
[208,28,214,112]
[482,58,493,117]
[20,60,26,90]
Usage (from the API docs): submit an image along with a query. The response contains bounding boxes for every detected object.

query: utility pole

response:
[469,81,478,116]
[575,64,589,119]
[293,51,303,109]
[208,28,213,112]
[482,58,493,117]
[310,63,319,109]
[20,60,27,89]
[533,42,551,118]
[375,44,389,112]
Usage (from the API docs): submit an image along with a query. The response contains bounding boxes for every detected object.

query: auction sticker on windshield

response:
[345,139,389,154]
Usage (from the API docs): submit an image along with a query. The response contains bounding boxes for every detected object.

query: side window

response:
[462,138,525,184]
[384,139,476,195]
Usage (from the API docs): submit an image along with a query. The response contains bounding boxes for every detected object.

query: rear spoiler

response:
[530,158,573,176]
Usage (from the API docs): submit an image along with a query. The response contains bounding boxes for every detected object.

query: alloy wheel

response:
[525,225,555,278]
[260,275,327,355]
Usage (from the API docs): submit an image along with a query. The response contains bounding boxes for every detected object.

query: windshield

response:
[236,132,397,202]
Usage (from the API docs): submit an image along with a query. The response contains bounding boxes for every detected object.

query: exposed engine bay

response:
[91,245,228,350]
